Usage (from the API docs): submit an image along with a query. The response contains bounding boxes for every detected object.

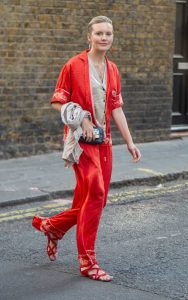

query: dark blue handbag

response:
[79,127,104,144]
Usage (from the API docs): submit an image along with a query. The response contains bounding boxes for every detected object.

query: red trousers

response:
[48,142,112,263]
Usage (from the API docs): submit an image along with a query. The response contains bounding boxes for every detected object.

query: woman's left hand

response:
[127,143,141,163]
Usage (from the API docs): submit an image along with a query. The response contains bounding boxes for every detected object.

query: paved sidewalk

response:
[0,137,188,207]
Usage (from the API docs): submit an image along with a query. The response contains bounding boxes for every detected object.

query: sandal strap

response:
[32,215,59,262]
[41,220,63,239]
[46,235,58,261]
[90,272,108,280]
[44,231,61,241]
[80,263,111,281]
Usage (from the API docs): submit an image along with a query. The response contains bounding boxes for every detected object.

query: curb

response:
[1,171,188,208]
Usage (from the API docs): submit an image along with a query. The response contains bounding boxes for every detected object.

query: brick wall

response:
[0,0,176,158]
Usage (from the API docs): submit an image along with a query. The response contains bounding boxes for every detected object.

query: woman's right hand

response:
[81,118,96,142]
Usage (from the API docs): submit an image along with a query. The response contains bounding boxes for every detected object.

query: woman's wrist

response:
[126,138,134,147]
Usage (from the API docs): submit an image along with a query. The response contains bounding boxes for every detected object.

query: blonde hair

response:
[87,16,113,33]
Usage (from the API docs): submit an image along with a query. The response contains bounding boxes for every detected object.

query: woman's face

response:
[88,22,114,52]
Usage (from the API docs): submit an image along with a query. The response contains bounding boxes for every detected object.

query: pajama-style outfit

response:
[43,50,123,265]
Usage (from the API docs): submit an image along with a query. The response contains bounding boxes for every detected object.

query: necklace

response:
[94,63,105,82]
[88,54,106,83]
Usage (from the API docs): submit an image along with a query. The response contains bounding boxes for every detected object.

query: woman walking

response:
[32,16,141,282]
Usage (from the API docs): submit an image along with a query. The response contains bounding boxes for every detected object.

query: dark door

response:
[172,0,188,128]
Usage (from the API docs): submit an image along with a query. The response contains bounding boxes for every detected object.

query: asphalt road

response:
[0,180,188,300]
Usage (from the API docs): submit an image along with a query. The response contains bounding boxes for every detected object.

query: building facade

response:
[0,0,186,159]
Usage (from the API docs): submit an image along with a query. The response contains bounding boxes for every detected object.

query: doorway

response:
[172,0,188,130]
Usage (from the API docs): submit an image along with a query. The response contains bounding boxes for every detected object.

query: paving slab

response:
[0,137,187,207]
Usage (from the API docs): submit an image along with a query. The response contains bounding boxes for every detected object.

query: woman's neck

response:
[88,49,106,65]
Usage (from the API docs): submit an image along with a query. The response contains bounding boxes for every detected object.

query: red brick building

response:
[0,0,187,158]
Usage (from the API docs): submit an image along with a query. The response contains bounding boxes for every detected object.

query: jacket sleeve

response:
[51,64,71,105]
[111,65,124,110]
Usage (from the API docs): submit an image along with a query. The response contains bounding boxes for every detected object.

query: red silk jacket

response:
[51,49,123,142]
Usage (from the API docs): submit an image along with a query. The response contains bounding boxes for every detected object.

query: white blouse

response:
[88,56,106,129]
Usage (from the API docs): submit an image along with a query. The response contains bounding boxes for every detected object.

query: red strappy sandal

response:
[79,256,113,282]
[32,215,64,261]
